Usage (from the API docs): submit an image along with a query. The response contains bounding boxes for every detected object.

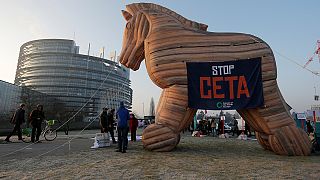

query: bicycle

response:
[20,120,59,143]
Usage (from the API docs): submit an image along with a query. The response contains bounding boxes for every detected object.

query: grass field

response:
[1,134,320,179]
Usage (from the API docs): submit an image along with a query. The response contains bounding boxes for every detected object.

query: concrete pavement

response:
[0,129,114,161]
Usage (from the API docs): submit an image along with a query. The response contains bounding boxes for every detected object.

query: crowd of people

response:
[99,101,139,153]
[190,117,252,137]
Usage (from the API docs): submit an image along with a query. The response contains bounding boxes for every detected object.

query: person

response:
[129,113,138,141]
[100,107,108,133]
[116,102,130,153]
[143,119,150,129]
[245,122,252,137]
[306,120,314,135]
[29,104,45,143]
[218,119,223,135]
[5,104,26,142]
[190,121,194,135]
[232,118,238,136]
[107,109,116,144]
[210,119,216,137]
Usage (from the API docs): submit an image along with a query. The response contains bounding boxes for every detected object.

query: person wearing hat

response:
[29,104,45,143]
[5,103,26,142]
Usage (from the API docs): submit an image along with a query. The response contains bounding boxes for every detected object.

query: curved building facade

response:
[15,39,132,121]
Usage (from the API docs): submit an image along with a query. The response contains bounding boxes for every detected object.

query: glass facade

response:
[0,80,65,132]
[0,80,21,122]
[15,39,132,121]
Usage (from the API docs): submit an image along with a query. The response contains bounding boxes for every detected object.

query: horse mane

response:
[125,3,208,31]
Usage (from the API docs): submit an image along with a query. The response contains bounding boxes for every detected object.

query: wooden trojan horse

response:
[119,3,312,155]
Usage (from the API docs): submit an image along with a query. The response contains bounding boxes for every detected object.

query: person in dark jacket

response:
[29,104,45,143]
[116,102,130,153]
[100,108,109,133]
[245,122,252,137]
[129,113,138,141]
[107,109,116,144]
[5,104,26,142]
[306,120,314,135]
[232,118,238,136]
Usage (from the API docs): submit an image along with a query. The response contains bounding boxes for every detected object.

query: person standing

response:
[306,120,314,135]
[129,113,138,141]
[210,119,216,137]
[245,122,252,137]
[29,104,45,143]
[5,104,26,142]
[116,102,130,153]
[107,109,116,144]
[218,119,223,135]
[100,108,108,133]
[232,118,238,136]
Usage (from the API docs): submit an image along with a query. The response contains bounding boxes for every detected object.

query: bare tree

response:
[149,97,155,116]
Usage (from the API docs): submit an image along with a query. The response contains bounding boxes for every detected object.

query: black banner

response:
[187,58,264,110]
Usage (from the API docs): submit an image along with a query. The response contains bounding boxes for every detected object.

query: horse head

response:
[119,10,149,71]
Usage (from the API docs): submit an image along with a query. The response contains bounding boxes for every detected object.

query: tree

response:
[149,97,155,116]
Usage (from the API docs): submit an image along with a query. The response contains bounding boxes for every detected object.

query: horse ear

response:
[122,10,132,21]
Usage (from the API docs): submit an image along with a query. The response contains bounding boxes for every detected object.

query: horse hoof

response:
[142,123,180,151]
[268,125,312,156]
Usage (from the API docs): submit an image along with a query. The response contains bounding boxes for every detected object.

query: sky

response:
[0,0,319,117]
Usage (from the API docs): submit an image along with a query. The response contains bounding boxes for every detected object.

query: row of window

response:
[19,69,129,82]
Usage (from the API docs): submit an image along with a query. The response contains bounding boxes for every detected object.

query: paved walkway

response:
[0,129,147,161]
[0,129,112,161]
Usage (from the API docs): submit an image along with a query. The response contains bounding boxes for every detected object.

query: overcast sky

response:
[0,0,319,116]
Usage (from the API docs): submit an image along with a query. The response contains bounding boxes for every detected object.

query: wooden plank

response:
[144,137,177,150]
[142,125,173,139]
[267,117,294,130]
[148,31,259,45]
[149,43,269,57]
[263,111,290,122]
[143,132,177,145]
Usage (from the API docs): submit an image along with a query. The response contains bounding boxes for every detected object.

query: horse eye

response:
[126,22,131,29]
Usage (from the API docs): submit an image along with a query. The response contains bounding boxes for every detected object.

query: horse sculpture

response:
[119,3,312,155]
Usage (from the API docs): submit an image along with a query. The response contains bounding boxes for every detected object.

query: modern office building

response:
[15,39,132,121]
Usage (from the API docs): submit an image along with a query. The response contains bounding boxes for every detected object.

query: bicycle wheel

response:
[21,127,32,143]
[44,128,57,141]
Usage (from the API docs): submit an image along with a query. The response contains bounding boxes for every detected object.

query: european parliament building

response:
[14,39,132,121]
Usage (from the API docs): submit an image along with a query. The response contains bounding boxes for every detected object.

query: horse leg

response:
[142,85,196,151]
[238,80,312,155]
